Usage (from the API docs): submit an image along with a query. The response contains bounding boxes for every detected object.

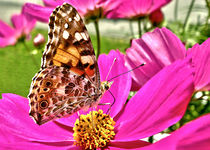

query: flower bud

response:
[33,33,45,47]
[149,9,164,26]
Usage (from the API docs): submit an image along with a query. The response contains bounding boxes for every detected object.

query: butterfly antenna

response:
[105,58,117,81]
[107,62,146,82]
[106,90,116,114]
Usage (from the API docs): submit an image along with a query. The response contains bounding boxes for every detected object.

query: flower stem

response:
[129,20,134,38]
[148,135,154,143]
[182,0,195,34]
[205,0,210,28]
[137,18,142,38]
[94,20,101,59]
[143,19,148,32]
[22,41,39,69]
[174,0,179,21]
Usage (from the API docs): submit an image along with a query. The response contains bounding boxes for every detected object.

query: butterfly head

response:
[101,81,113,92]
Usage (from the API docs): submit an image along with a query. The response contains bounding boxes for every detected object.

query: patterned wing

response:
[42,3,100,87]
[28,66,101,125]
[28,3,102,125]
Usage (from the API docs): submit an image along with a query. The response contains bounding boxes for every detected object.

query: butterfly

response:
[28,3,112,125]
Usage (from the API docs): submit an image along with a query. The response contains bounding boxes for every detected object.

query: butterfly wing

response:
[42,3,100,87]
[28,3,101,125]
[28,66,100,125]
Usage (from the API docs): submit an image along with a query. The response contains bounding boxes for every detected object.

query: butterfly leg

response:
[91,107,95,130]
[98,90,116,115]
[77,111,80,117]
[98,103,111,114]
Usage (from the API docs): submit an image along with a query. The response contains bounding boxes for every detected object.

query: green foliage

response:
[166,21,210,49]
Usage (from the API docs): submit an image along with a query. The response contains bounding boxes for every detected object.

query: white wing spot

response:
[66,7,72,14]
[61,12,67,17]
[74,13,80,21]
[68,18,72,22]
[64,23,69,29]
[80,32,88,41]
[75,32,82,41]
[63,30,69,39]
[81,56,94,65]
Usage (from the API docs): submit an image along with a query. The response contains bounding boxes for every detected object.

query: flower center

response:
[73,109,115,149]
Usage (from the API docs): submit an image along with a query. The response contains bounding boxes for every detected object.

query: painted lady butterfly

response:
[28,3,111,125]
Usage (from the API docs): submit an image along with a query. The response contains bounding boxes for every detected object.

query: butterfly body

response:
[28,3,109,125]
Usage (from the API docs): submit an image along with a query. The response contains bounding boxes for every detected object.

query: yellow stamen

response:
[73,109,115,149]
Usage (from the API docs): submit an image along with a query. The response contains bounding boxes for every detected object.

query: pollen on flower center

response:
[73,109,115,149]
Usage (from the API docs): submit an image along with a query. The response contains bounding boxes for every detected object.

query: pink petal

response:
[107,0,152,18]
[149,0,172,13]
[21,8,37,37]
[0,20,15,37]
[56,113,79,128]
[0,94,74,144]
[0,37,17,48]
[23,3,53,23]
[98,0,122,16]
[11,14,25,38]
[0,141,77,150]
[114,58,194,141]
[11,14,25,32]
[43,0,64,7]
[98,50,131,118]
[66,0,101,16]
[10,12,36,40]
[23,19,36,39]
[125,27,186,90]
[109,139,150,149]
[107,0,171,19]
[0,20,17,47]
[130,78,141,91]
[68,0,119,17]
[140,114,210,150]
[188,38,210,91]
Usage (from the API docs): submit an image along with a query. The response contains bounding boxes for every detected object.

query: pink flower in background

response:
[187,39,210,91]
[0,50,194,149]
[149,9,164,26]
[140,114,210,150]
[23,0,120,23]
[106,0,171,19]
[125,27,210,91]
[0,13,36,48]
[0,20,16,47]
[125,27,186,90]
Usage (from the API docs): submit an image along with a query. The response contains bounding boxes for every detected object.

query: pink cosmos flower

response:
[106,0,171,19]
[23,0,120,23]
[0,13,36,48]
[0,50,195,149]
[125,27,210,91]
[139,114,210,150]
